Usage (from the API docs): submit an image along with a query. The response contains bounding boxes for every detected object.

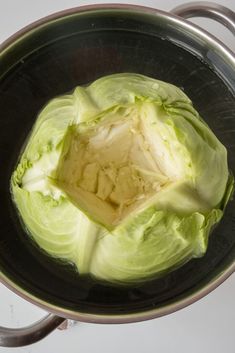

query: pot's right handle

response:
[171,1,235,35]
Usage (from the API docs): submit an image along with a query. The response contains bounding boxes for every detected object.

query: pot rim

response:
[1,3,234,63]
[0,263,234,323]
[0,3,234,323]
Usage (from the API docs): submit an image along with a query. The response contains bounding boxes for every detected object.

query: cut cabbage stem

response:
[55,104,174,227]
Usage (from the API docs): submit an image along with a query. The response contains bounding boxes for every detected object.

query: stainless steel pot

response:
[0,1,234,347]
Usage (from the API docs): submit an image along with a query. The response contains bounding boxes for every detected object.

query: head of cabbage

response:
[11,73,233,285]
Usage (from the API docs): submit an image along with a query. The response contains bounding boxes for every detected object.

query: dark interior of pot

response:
[0,8,234,317]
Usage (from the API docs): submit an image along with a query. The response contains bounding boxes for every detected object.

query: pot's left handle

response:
[0,313,66,347]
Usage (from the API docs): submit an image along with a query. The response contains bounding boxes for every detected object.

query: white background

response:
[0,1,235,352]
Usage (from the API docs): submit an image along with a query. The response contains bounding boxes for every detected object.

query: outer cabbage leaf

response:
[90,208,222,284]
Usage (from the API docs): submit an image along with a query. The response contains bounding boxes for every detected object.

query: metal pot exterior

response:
[0,2,234,347]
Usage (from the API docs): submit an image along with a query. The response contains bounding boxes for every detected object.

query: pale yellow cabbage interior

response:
[55,104,179,226]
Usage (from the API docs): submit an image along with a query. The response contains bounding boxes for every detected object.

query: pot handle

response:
[0,313,66,347]
[171,1,235,35]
